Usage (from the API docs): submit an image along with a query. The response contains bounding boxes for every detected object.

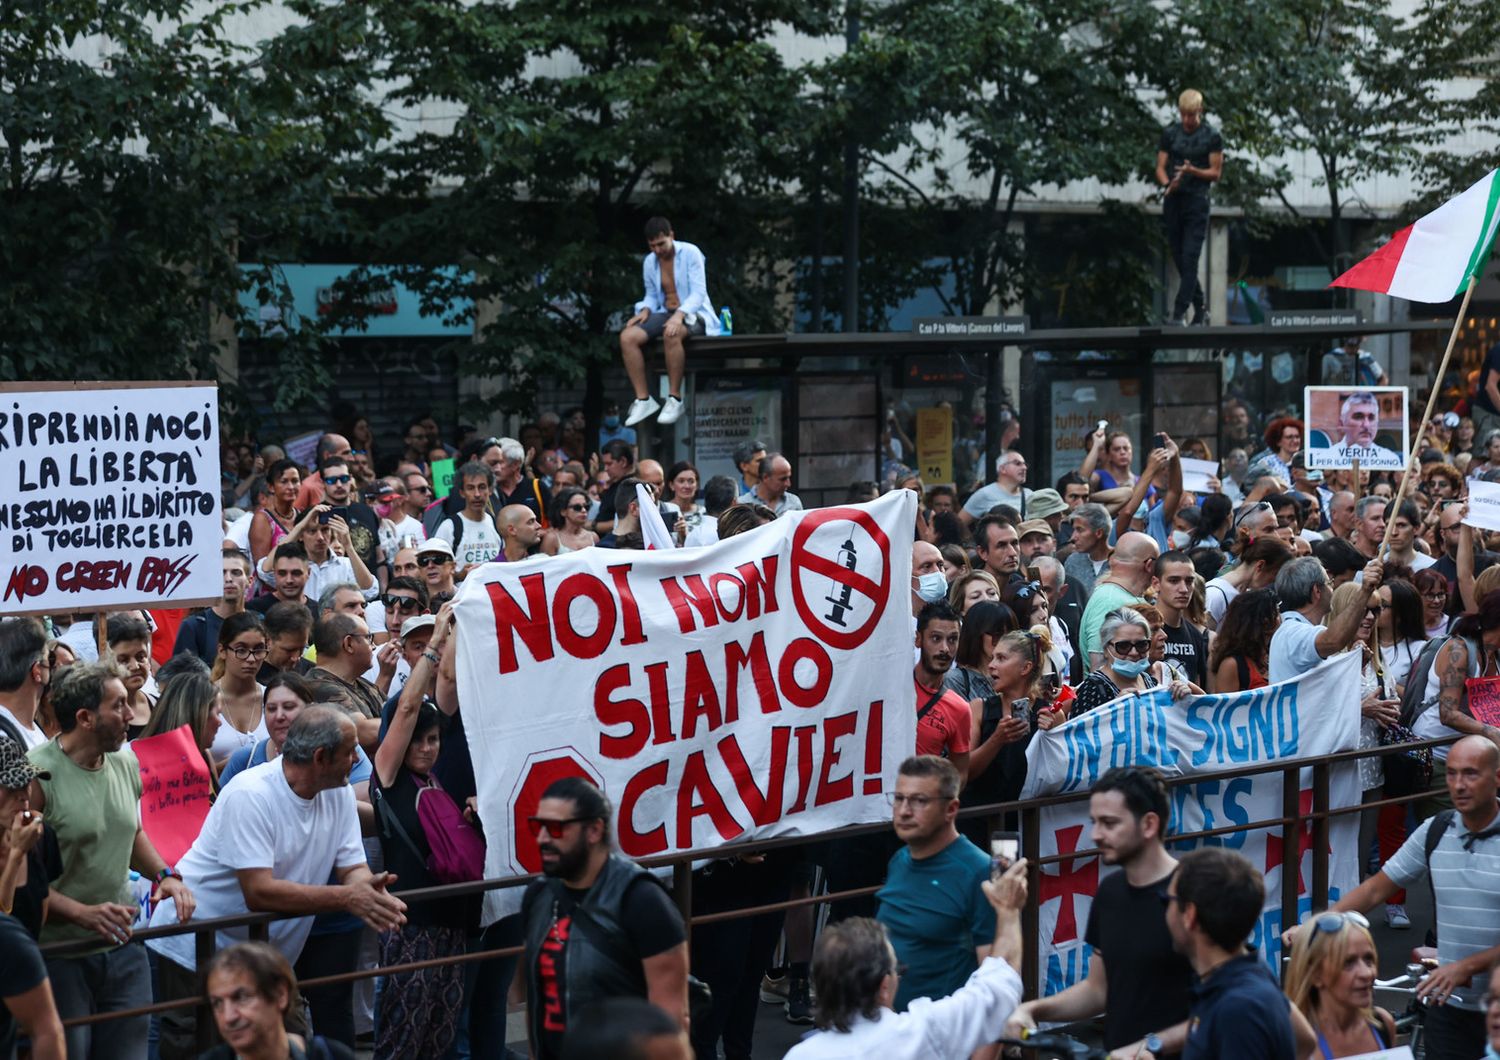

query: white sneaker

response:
[624,396,659,426]
[658,395,685,426]
[1385,903,1410,929]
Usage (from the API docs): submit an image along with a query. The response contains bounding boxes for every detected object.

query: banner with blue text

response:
[1020,651,1362,994]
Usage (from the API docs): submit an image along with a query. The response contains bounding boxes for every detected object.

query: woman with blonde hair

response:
[1283,910,1396,1057]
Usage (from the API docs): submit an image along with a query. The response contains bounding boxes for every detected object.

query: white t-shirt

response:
[433,511,503,568]
[146,759,365,969]
[0,705,46,750]
[1205,577,1239,627]
[389,514,426,545]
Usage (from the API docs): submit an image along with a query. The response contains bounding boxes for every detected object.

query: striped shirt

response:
[1383,805,1500,1010]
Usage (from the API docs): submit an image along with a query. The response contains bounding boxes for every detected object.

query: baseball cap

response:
[365,483,403,503]
[400,615,436,639]
[1025,489,1069,520]
[1017,519,1054,540]
[416,538,454,560]
[0,739,49,790]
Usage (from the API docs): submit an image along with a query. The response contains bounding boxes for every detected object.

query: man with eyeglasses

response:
[876,756,996,1016]
[521,776,688,1060]
[1312,735,1500,1058]
[960,450,1033,527]
[306,613,384,751]
[1268,555,1383,684]
[1431,501,1500,596]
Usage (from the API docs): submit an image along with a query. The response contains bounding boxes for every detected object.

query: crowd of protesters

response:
[2,372,1500,1060]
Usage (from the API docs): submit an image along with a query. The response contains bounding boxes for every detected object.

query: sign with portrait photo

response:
[1302,386,1409,472]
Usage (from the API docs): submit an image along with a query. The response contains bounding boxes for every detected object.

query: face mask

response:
[1111,657,1151,678]
[603,415,620,429]
[914,571,949,603]
[1171,530,1191,547]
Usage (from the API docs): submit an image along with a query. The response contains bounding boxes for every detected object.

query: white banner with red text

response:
[1019,650,1362,994]
[455,490,917,902]
[0,382,222,615]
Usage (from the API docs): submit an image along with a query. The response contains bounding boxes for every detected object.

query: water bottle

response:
[720,306,733,335]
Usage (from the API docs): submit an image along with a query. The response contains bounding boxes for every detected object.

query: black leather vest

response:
[524,853,659,1055]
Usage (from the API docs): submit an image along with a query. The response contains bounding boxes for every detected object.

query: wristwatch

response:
[1144,1033,1164,1055]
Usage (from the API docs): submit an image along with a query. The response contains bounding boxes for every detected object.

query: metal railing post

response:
[194,924,215,1053]
[1280,765,1300,935]
[1021,802,1041,999]
[673,861,693,946]
[1311,761,1330,906]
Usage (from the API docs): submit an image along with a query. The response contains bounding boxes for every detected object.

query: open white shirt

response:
[785,957,1023,1060]
[634,240,722,335]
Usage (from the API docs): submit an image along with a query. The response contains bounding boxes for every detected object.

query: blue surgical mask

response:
[1171,529,1192,548]
[603,415,620,429]
[914,571,948,603]
[1111,657,1151,678]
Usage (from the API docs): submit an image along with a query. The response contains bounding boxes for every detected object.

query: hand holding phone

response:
[991,831,1021,880]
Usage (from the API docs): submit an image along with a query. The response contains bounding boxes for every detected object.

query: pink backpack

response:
[378,773,487,884]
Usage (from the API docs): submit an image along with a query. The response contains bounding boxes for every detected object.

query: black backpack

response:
[1396,634,1479,729]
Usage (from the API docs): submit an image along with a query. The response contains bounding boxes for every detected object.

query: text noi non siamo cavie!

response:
[484,555,890,855]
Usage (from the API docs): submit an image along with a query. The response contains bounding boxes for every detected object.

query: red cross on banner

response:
[1039,824,1099,944]
[1264,788,1327,895]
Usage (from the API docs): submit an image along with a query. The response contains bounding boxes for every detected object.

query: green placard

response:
[431,458,455,499]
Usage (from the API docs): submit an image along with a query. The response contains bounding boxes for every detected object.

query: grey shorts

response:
[638,311,707,340]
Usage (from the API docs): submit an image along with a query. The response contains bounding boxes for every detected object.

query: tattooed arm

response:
[1436,639,1500,750]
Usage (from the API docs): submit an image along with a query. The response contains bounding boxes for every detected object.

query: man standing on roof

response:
[619,217,722,429]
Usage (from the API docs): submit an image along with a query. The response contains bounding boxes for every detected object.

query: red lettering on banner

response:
[863,700,884,795]
[737,555,779,618]
[553,573,616,658]
[618,761,670,856]
[1039,825,1098,944]
[790,724,817,813]
[488,574,553,673]
[777,637,833,708]
[3,564,49,603]
[57,560,132,593]
[709,573,745,620]
[718,728,790,826]
[605,563,647,646]
[594,664,649,759]
[677,751,744,846]
[681,651,723,740]
[137,554,193,597]
[646,661,674,744]
[814,711,857,807]
[724,632,780,721]
[660,574,719,633]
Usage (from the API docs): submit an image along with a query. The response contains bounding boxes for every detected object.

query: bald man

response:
[390,547,420,582]
[636,459,666,494]
[1078,531,1161,668]
[912,541,946,617]
[498,504,543,563]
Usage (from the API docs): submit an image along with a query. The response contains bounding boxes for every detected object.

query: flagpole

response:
[1379,275,1478,553]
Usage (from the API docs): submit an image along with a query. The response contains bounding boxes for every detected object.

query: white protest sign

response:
[1303,386,1409,471]
[1343,1049,1414,1060]
[1020,651,1362,995]
[0,383,222,615]
[1464,479,1500,532]
[455,491,917,890]
[1179,457,1218,494]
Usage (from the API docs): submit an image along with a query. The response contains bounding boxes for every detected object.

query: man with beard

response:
[28,662,196,1060]
[911,602,971,776]
[1005,767,1193,1057]
[521,777,688,1060]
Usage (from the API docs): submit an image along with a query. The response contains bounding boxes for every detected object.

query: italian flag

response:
[1331,168,1500,303]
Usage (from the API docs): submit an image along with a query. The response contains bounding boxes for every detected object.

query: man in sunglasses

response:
[415,539,458,599]
[368,577,428,647]
[521,777,688,1060]
[402,472,435,534]
[317,456,382,577]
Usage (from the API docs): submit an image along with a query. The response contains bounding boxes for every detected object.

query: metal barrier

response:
[39,734,1458,1045]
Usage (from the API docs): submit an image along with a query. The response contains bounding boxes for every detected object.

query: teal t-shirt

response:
[876,835,995,1011]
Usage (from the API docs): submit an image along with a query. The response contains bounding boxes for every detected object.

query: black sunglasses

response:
[1111,639,1150,656]
[417,555,449,568]
[382,594,422,611]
